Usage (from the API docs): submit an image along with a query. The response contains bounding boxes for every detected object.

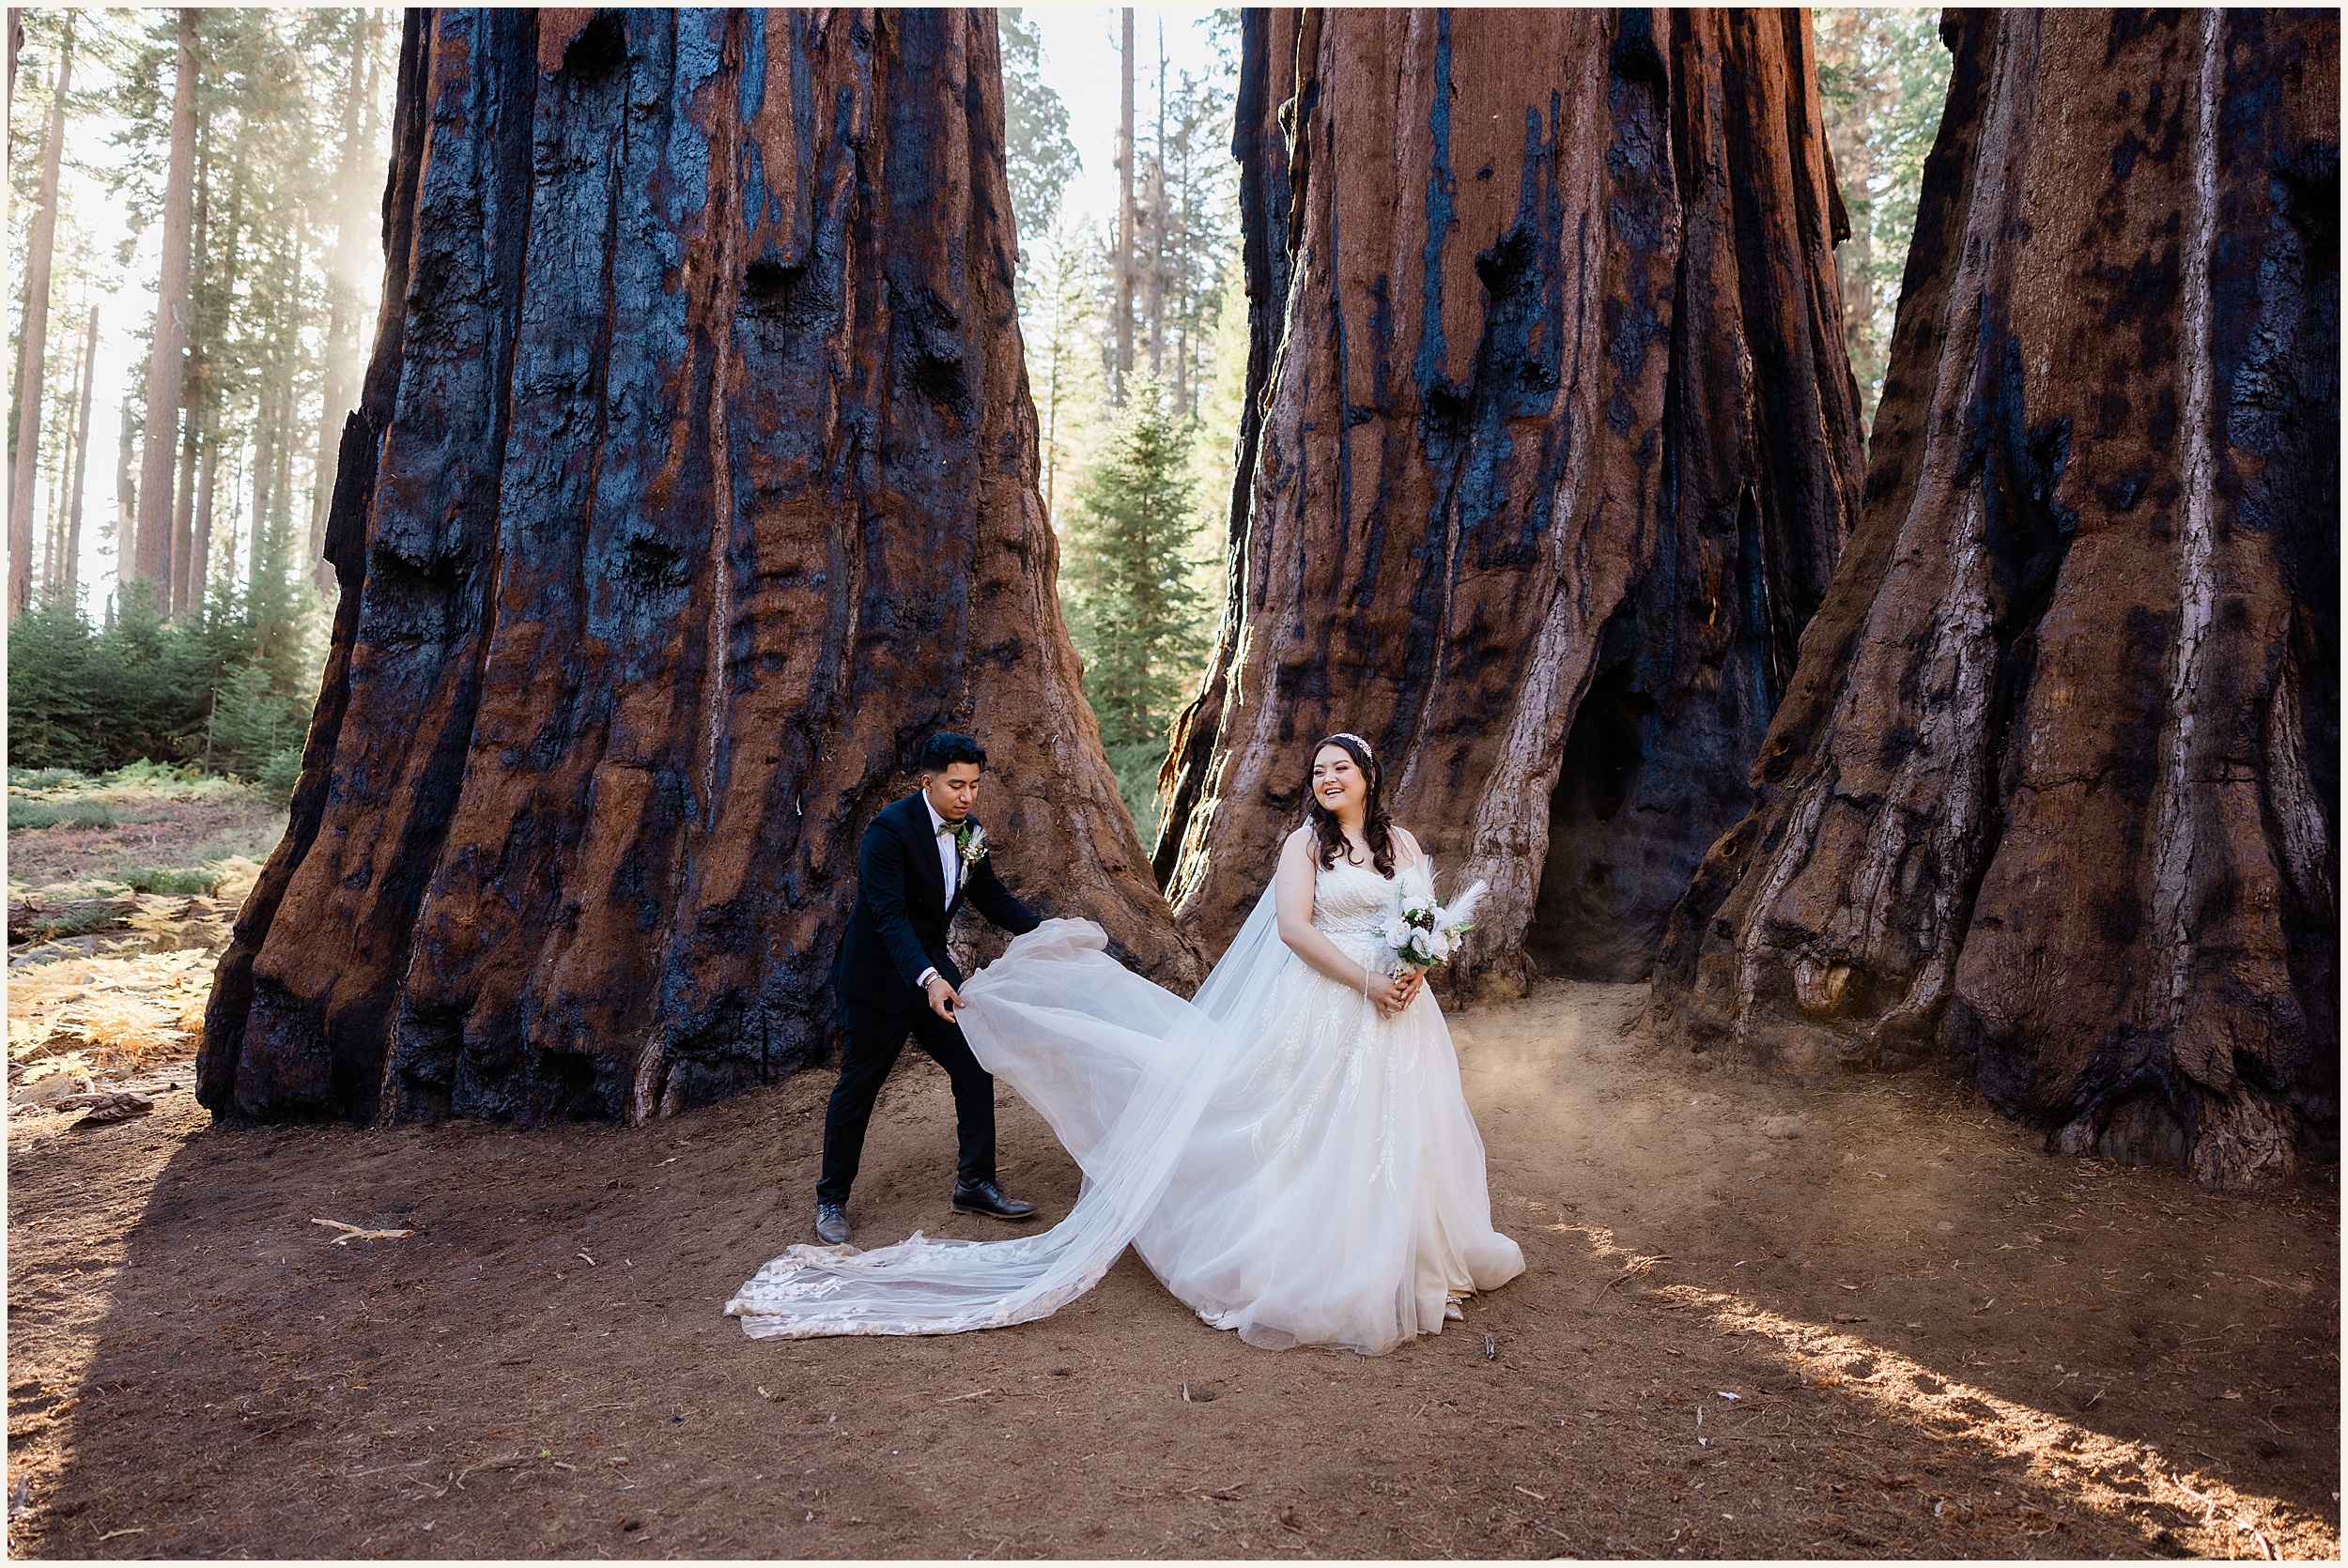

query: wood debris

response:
[311,1219,415,1244]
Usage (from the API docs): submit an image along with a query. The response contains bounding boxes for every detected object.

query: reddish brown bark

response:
[200,8,1197,1126]
[1652,10,2339,1190]
[1156,8,1865,993]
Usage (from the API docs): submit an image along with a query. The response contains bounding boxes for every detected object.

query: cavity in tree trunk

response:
[133,9,199,607]
[1651,9,2339,1191]
[9,16,71,623]
[1156,8,1864,997]
[200,8,1198,1127]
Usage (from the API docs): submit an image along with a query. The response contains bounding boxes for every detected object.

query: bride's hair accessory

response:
[1329,730,1372,760]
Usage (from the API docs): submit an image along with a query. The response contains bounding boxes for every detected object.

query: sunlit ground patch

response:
[1550,1217,2326,1559]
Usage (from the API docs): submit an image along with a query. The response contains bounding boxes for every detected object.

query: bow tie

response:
[937,821,958,837]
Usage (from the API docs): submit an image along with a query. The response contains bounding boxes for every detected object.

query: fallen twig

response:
[311,1218,413,1244]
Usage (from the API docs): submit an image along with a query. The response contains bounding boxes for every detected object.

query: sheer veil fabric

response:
[726,860,1524,1355]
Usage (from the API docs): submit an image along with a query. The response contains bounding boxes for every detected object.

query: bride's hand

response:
[1392,966,1428,1009]
[1363,970,1410,1017]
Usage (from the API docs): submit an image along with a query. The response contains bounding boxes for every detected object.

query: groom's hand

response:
[926,975,966,1022]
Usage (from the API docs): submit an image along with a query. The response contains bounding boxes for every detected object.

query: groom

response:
[818,732,1043,1245]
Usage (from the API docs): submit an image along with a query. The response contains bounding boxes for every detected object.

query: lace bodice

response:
[1311,856,1399,941]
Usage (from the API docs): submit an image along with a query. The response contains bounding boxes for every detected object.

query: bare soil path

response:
[7,982,2337,1559]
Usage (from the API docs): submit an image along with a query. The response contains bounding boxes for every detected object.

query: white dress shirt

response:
[916,794,961,991]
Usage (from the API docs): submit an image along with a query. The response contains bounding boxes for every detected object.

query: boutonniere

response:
[954,821,989,868]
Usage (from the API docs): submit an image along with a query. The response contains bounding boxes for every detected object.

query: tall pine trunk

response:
[188,433,217,611]
[61,305,94,600]
[1652,10,2339,1191]
[1155,9,1864,994]
[201,8,1199,1127]
[169,409,196,613]
[312,12,382,598]
[251,346,275,595]
[9,18,70,622]
[1114,8,1135,403]
[133,9,198,607]
[114,397,135,583]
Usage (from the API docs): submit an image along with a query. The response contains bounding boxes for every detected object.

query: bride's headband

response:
[1327,731,1373,761]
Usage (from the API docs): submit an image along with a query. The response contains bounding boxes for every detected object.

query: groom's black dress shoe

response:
[814,1202,851,1245]
[951,1180,1036,1221]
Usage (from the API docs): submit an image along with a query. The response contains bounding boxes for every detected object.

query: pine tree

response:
[1814,9,1952,434]
[1061,381,1211,829]
[131,8,198,607]
[1025,209,1107,523]
[8,12,72,622]
[996,9,1078,264]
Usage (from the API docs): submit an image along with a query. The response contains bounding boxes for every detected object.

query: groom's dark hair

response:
[918,731,987,774]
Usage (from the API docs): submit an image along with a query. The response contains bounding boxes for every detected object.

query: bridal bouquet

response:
[1382,863,1487,970]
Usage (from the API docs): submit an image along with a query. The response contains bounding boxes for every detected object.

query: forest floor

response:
[6,788,2340,1560]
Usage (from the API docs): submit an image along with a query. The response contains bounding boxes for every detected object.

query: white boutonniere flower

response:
[954,822,989,868]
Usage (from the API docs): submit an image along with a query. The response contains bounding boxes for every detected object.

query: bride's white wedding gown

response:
[726,856,1523,1355]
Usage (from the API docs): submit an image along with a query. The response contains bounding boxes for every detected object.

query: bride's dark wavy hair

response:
[1304,732,1396,877]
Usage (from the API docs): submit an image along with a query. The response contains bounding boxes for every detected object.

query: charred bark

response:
[1652,9,2339,1191]
[1156,8,1865,993]
[200,8,1197,1127]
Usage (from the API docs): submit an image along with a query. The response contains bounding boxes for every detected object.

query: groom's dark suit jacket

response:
[831,793,1041,1013]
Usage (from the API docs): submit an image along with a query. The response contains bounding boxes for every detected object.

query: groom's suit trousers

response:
[816,1000,996,1205]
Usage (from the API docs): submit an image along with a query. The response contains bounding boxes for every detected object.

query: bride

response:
[727,732,1524,1355]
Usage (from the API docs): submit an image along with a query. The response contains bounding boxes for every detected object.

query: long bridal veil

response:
[725,887,1295,1338]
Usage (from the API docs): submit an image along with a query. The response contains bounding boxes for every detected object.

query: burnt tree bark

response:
[1155,8,1866,992]
[1652,10,2339,1190]
[200,8,1197,1127]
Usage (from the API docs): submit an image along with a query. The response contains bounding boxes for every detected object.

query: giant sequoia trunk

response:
[200,8,1196,1126]
[1155,9,1866,992]
[1652,10,2339,1191]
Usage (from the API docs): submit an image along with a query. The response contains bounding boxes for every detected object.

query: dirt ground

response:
[6,970,2337,1560]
